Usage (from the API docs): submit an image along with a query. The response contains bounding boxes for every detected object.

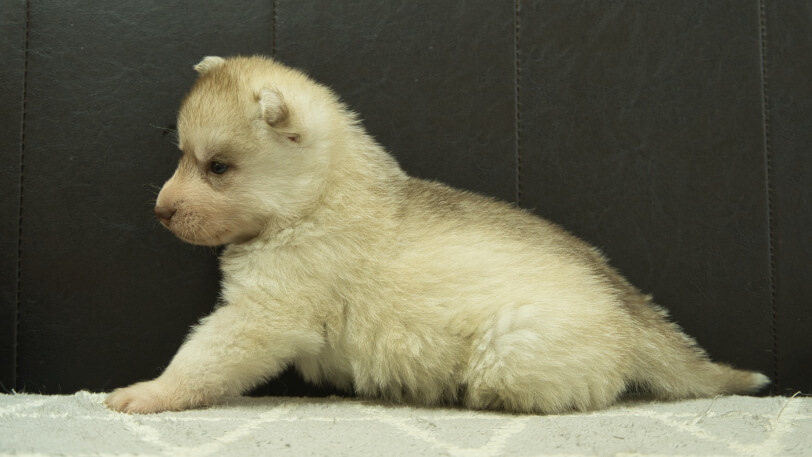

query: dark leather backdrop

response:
[2,1,809,396]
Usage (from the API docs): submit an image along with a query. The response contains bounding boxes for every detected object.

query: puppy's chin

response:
[174,232,226,247]
[169,226,258,247]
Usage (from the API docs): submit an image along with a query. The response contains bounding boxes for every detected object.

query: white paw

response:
[105,379,191,414]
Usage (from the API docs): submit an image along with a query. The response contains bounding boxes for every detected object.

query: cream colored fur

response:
[106,55,769,415]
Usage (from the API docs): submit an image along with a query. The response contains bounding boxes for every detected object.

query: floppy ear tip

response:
[259,88,283,108]
[194,56,226,75]
[259,88,290,127]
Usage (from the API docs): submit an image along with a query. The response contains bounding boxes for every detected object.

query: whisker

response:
[150,123,177,136]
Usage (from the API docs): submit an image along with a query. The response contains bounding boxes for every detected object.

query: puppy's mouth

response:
[155,207,227,246]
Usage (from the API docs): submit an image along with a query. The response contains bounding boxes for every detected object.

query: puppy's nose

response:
[154,206,176,226]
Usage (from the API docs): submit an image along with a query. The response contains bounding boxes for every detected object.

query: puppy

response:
[106,55,769,414]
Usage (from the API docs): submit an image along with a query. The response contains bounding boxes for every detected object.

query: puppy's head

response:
[155,56,337,246]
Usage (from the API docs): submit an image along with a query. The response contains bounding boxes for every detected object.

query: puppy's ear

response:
[193,56,226,75]
[258,88,301,142]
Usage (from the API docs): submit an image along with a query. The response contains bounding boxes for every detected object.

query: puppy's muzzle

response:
[155,206,176,226]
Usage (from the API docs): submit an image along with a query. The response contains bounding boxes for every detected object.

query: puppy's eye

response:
[210,161,229,175]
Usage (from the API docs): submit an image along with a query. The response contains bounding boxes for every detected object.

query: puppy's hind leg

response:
[106,303,323,414]
[462,321,629,414]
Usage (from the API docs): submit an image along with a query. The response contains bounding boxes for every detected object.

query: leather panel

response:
[16,0,271,393]
[275,0,518,203]
[768,2,812,394]
[0,0,26,392]
[519,1,774,378]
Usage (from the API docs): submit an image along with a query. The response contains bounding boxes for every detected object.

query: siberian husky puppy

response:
[106,55,768,414]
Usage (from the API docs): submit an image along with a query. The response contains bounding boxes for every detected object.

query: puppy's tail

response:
[630,305,770,399]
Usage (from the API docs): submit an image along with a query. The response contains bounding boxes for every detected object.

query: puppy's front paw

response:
[105,379,188,414]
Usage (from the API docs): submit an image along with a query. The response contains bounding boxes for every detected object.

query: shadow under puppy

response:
[106,55,769,414]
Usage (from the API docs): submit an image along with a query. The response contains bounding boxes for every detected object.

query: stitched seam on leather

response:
[271,0,277,58]
[513,0,523,206]
[757,0,778,391]
[15,0,31,392]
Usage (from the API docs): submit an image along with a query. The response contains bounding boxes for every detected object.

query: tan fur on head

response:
[109,55,768,415]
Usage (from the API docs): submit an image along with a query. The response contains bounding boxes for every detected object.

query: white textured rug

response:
[0,392,810,457]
